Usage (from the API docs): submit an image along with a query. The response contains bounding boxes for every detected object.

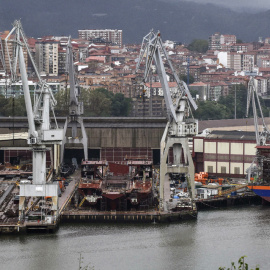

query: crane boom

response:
[5,20,64,226]
[61,36,88,162]
[136,30,197,123]
[136,30,198,211]
[246,77,270,146]
[246,76,270,183]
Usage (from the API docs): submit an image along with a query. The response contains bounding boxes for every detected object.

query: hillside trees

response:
[180,74,195,84]
[187,39,208,53]
[0,95,26,117]
[193,84,269,120]
[55,87,131,117]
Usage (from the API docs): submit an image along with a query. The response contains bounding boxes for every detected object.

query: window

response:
[221,166,226,174]
[207,166,213,173]
[234,167,240,174]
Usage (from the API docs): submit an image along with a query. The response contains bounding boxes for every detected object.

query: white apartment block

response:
[242,54,255,72]
[35,40,59,76]
[254,77,268,96]
[227,53,241,71]
[78,29,122,47]
[227,53,254,72]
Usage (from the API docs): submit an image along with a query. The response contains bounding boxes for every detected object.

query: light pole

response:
[234,84,236,119]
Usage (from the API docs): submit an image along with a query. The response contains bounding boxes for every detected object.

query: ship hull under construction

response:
[247,185,270,202]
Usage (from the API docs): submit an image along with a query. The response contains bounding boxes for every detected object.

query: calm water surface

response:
[0,205,269,270]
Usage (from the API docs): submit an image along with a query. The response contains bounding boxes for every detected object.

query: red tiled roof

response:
[85,56,105,62]
[259,67,270,71]
[189,82,208,86]
[145,82,177,88]
[123,74,136,78]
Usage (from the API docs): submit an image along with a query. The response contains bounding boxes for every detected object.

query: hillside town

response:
[1,29,270,117]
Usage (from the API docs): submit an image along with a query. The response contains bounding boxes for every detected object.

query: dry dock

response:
[0,171,261,234]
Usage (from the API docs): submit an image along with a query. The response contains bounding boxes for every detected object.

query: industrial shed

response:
[193,130,257,178]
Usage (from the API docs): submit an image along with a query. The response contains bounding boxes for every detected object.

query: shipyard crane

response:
[246,77,270,181]
[5,20,64,225]
[61,36,88,163]
[0,37,5,73]
[136,30,198,211]
[246,77,270,146]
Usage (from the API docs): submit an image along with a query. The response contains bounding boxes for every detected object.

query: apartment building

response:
[144,82,178,98]
[220,34,237,45]
[242,53,255,72]
[258,57,270,68]
[209,33,236,50]
[227,53,241,71]
[78,29,123,47]
[35,39,59,76]
[227,52,255,72]
[132,95,167,117]
[254,76,268,96]
[231,43,253,53]
[0,31,28,75]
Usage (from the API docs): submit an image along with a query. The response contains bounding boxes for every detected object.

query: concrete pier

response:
[60,209,197,223]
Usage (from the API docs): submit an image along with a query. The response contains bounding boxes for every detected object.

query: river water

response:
[0,205,269,270]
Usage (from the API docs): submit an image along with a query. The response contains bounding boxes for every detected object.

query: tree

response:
[219,255,259,270]
[2,96,26,117]
[180,74,195,84]
[0,95,7,116]
[236,39,243,44]
[54,89,69,116]
[93,87,114,100]
[111,93,131,116]
[81,88,111,117]
[187,39,208,53]
[54,87,131,117]
[193,83,270,121]
[193,100,230,120]
[189,89,198,99]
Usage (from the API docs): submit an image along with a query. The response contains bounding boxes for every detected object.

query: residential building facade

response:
[35,39,59,76]
[78,29,123,47]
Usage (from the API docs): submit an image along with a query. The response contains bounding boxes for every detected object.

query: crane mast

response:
[5,20,64,224]
[246,77,270,182]
[61,36,88,163]
[136,30,198,211]
[246,77,270,146]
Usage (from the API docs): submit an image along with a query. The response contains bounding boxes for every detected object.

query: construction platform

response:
[0,171,80,234]
[195,193,261,210]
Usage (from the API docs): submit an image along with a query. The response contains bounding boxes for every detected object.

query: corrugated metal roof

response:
[198,118,270,133]
[0,132,28,141]
[206,130,256,141]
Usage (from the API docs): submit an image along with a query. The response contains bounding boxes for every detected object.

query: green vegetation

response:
[187,39,209,53]
[193,84,269,120]
[219,256,259,270]
[55,87,132,117]
[194,100,230,120]
[0,95,27,117]
[0,87,131,118]
[180,74,195,84]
